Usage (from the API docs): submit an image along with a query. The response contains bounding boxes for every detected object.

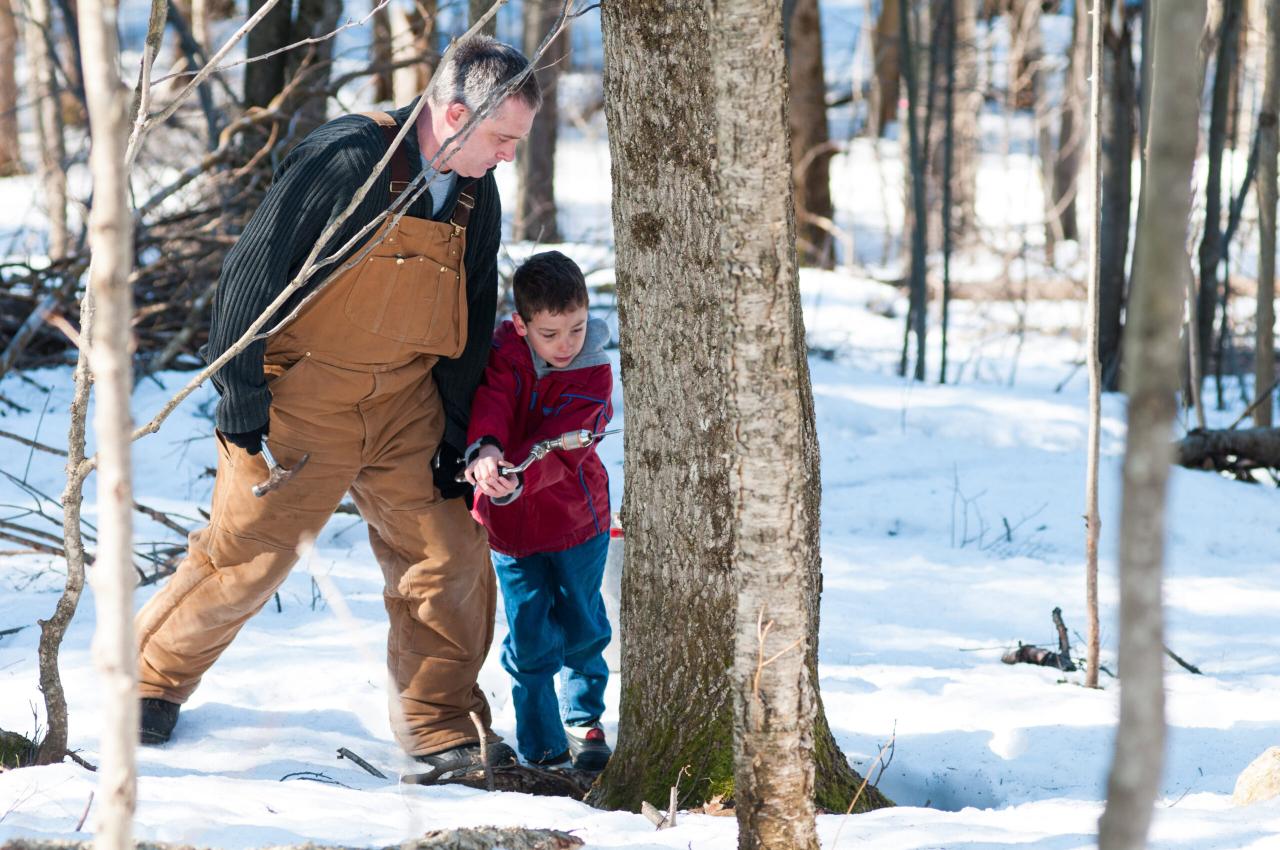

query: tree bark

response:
[1257,0,1279,428]
[1096,4,1204,850]
[77,0,138,842]
[587,0,890,815]
[871,0,901,137]
[0,0,22,176]
[786,0,835,268]
[514,0,565,243]
[1053,0,1088,244]
[714,1,819,846]
[901,0,929,382]
[284,0,341,140]
[1098,0,1137,392]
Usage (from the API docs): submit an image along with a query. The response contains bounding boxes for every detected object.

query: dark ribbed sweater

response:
[201,100,501,452]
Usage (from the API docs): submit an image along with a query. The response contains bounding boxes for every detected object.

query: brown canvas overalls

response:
[136,113,498,756]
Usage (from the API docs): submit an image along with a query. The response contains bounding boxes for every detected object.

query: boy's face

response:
[513,305,589,368]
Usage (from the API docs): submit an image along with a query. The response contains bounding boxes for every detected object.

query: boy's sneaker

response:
[411,741,516,783]
[139,698,180,745]
[565,722,611,771]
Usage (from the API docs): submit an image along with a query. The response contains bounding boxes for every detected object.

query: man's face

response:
[438,98,536,178]
[513,305,589,369]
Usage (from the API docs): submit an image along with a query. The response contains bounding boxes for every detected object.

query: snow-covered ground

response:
[4,10,1280,844]
[3,259,1280,846]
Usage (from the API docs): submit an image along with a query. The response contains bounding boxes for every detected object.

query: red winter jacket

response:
[466,317,614,558]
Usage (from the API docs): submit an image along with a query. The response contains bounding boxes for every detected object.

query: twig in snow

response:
[1165,645,1203,675]
[73,791,93,831]
[336,747,386,779]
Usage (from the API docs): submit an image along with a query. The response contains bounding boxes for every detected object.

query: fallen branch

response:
[1165,645,1203,675]
[1175,426,1280,472]
[1002,609,1078,672]
[335,747,386,779]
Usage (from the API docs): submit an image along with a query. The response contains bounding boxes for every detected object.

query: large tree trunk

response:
[514,0,565,243]
[1257,0,1279,428]
[372,0,394,102]
[587,0,890,816]
[1098,0,1137,392]
[1053,0,1088,244]
[1196,0,1242,395]
[786,0,835,268]
[0,0,21,177]
[900,0,928,382]
[871,0,901,137]
[77,0,137,842]
[24,0,69,258]
[1096,3,1204,849]
[714,1,819,846]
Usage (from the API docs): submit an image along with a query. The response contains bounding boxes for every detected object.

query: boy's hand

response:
[465,445,519,500]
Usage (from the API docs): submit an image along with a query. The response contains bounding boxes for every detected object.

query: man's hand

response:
[465,444,519,501]
[432,442,474,502]
[222,423,268,455]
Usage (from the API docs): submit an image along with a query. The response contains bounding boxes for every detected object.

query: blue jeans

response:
[492,532,611,763]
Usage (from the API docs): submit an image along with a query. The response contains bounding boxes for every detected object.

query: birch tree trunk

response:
[1084,0,1104,691]
[1096,3,1205,848]
[786,0,835,269]
[715,1,818,845]
[24,0,69,257]
[1256,0,1278,428]
[0,0,22,177]
[77,0,137,842]
[587,0,890,815]
[514,0,564,243]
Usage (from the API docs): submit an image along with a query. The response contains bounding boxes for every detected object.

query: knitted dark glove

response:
[222,423,268,456]
[432,441,474,504]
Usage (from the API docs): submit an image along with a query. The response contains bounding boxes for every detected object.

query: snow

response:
[4,11,1280,848]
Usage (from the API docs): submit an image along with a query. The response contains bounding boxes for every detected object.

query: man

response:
[134,37,539,781]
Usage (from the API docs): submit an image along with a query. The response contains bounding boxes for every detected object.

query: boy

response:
[464,251,615,770]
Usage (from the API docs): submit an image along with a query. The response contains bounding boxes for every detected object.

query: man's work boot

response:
[139,698,180,745]
[411,741,517,783]
[565,722,611,772]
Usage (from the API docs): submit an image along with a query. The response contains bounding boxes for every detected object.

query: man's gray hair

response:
[426,35,542,115]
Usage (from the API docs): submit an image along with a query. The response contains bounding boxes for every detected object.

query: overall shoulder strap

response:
[450,187,475,233]
[361,111,412,195]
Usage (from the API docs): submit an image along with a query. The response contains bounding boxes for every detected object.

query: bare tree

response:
[244,0,292,108]
[0,0,21,176]
[1053,0,1089,244]
[1083,0,1104,691]
[786,0,835,268]
[587,0,890,815]
[23,0,68,257]
[514,0,565,243]
[1257,0,1279,428]
[1196,0,1242,392]
[393,1,439,105]
[900,0,929,382]
[871,0,901,137]
[715,0,820,845]
[372,0,394,100]
[1098,0,1138,391]
[1097,3,1205,849]
[77,0,138,842]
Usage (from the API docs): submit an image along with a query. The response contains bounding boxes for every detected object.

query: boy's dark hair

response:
[513,251,589,318]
